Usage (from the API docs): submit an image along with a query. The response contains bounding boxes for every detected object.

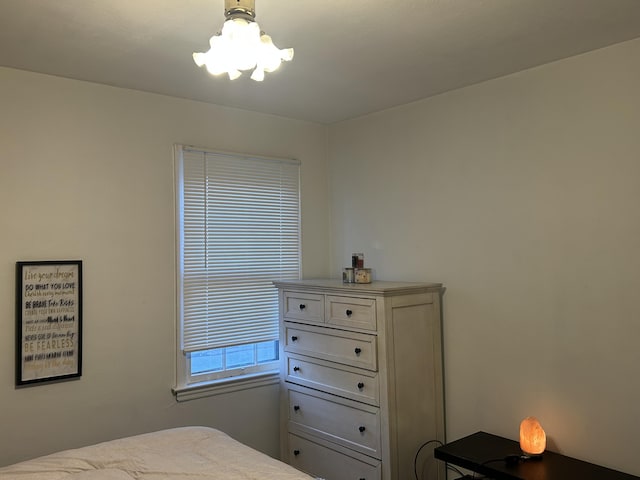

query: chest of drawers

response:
[274,279,445,480]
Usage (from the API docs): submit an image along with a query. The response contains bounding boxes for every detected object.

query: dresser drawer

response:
[287,387,381,458]
[285,353,379,406]
[284,323,377,371]
[287,434,381,480]
[326,295,377,331]
[283,291,324,324]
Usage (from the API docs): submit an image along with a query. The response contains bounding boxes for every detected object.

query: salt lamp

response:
[519,416,546,456]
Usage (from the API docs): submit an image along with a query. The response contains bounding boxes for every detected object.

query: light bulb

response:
[222,19,260,71]
[281,48,294,62]
[227,69,242,80]
[192,52,206,67]
[251,67,265,81]
[206,60,227,76]
[258,35,282,72]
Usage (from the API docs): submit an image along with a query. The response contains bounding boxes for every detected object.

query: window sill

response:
[172,370,280,402]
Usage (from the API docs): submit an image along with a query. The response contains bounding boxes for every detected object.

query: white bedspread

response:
[0,426,314,480]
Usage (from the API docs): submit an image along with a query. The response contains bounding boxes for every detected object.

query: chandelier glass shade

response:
[193,0,294,81]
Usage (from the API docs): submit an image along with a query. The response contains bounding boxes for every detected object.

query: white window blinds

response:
[176,145,301,353]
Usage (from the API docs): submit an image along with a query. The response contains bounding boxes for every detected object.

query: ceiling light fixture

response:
[193,0,294,81]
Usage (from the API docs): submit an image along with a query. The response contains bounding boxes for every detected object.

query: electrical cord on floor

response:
[413,439,470,479]
[414,439,467,479]
[413,439,442,480]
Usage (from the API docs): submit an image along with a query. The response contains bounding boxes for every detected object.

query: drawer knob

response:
[354,347,362,355]
[299,304,306,310]
[291,336,298,342]
[293,366,300,372]
[358,426,366,433]
[357,382,364,390]
[293,405,300,412]
[345,309,353,317]
[293,449,300,456]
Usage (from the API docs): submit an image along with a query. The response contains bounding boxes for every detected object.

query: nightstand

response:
[434,431,638,480]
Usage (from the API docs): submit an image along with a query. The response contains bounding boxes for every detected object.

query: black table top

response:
[433,431,638,480]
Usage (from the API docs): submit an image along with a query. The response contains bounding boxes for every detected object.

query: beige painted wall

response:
[0,67,330,466]
[328,38,640,475]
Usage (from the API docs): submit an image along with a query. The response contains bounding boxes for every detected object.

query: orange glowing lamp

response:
[519,416,546,456]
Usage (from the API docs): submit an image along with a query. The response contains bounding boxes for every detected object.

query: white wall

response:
[328,38,640,475]
[0,67,330,466]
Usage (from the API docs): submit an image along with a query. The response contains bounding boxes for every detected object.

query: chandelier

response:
[193,0,294,81]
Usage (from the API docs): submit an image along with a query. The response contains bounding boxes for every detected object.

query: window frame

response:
[173,145,300,400]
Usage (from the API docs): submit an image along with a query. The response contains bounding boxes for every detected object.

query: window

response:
[174,145,300,397]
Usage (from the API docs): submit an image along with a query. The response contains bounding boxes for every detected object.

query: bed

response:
[0,426,316,480]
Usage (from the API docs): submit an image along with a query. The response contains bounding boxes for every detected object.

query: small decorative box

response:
[354,268,372,284]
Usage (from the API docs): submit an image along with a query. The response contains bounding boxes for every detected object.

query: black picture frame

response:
[15,260,83,386]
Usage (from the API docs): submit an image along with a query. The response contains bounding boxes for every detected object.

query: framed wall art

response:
[15,260,83,386]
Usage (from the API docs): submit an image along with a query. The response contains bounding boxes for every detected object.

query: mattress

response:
[0,426,315,480]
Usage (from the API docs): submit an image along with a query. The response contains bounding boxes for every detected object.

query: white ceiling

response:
[1,0,640,124]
